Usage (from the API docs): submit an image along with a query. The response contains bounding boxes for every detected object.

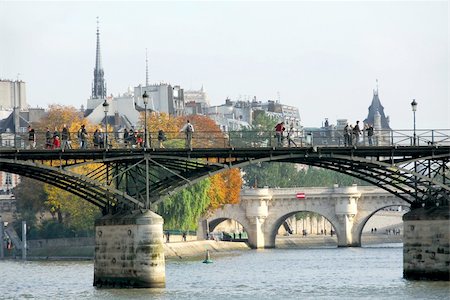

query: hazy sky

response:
[1,1,448,129]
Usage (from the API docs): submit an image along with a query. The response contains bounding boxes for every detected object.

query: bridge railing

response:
[0,129,449,150]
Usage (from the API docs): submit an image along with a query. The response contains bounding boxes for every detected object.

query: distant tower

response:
[364,80,391,129]
[91,17,106,99]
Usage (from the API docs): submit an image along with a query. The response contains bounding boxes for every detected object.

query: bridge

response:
[198,185,409,248]
[0,129,449,286]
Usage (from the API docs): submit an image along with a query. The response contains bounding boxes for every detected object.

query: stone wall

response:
[403,207,450,280]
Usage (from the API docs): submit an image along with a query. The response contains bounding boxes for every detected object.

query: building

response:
[203,96,302,132]
[304,84,392,146]
[84,20,185,129]
[134,84,185,117]
[184,86,210,115]
[0,79,27,111]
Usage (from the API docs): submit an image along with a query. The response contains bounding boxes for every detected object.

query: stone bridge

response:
[198,185,409,248]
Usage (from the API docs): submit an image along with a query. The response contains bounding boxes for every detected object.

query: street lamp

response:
[143,91,149,149]
[411,99,418,146]
[102,99,109,149]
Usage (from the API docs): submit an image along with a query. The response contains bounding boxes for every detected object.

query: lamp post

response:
[102,99,109,149]
[143,91,149,149]
[411,99,418,146]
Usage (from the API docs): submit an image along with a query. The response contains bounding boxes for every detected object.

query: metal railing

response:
[0,129,449,150]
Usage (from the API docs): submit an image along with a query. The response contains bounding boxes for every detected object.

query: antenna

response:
[376,79,379,94]
[145,49,149,86]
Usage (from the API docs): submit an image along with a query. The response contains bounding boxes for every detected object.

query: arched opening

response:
[207,217,248,242]
[360,205,410,246]
[272,211,338,248]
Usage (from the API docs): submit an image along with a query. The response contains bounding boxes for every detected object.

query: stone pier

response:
[403,206,450,280]
[94,210,165,288]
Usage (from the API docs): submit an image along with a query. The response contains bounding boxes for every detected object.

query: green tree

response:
[244,162,301,188]
[13,178,48,230]
[157,179,211,231]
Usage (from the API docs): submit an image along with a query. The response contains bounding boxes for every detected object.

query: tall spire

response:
[145,48,149,86]
[91,16,106,99]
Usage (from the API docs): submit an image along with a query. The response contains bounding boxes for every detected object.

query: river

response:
[0,243,448,299]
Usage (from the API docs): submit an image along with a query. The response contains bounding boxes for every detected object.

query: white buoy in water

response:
[203,250,213,264]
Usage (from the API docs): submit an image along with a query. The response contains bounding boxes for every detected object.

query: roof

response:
[364,91,391,129]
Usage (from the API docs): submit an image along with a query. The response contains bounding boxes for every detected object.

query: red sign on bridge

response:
[296,192,306,199]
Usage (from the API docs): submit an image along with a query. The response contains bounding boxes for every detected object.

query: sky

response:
[0,0,448,129]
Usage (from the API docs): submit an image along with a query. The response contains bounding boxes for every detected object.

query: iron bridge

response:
[0,145,449,213]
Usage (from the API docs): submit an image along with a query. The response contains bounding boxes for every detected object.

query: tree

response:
[157,179,211,230]
[208,168,242,210]
[14,177,48,229]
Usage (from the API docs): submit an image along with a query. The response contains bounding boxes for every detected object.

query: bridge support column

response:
[94,210,165,288]
[334,185,360,247]
[245,194,270,249]
[247,216,267,249]
[403,206,449,280]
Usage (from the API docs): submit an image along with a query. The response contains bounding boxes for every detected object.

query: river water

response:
[0,243,448,299]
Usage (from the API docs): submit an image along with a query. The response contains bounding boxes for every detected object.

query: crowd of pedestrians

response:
[343,121,374,147]
[24,118,377,150]
[25,122,175,150]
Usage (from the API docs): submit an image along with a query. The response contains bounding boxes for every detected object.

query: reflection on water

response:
[0,244,449,299]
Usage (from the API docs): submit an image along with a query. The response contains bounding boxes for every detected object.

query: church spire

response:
[91,17,106,99]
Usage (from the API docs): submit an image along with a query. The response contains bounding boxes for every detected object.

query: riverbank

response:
[8,233,402,260]
[276,233,403,248]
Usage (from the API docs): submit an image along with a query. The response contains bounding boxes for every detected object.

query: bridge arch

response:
[265,210,339,248]
[353,204,410,246]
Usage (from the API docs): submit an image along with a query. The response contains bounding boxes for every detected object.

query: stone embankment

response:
[20,237,250,260]
[14,233,401,260]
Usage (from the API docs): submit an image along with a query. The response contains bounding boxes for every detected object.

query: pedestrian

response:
[157,129,166,148]
[53,126,60,140]
[239,232,242,239]
[352,121,361,146]
[180,120,194,149]
[123,128,129,148]
[287,124,297,147]
[366,123,374,146]
[27,125,36,149]
[79,124,88,149]
[274,121,285,147]
[45,127,52,149]
[61,124,71,150]
[136,131,143,148]
[343,123,351,146]
[182,232,187,242]
[52,135,61,149]
[93,129,101,149]
[129,129,137,148]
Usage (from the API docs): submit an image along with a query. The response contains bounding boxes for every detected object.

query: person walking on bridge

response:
[61,124,71,150]
[180,120,194,149]
[287,123,297,147]
[45,127,52,149]
[27,125,36,149]
[352,121,361,146]
[274,122,285,147]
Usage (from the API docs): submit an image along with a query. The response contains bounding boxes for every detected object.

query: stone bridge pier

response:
[199,185,408,249]
[94,210,166,288]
